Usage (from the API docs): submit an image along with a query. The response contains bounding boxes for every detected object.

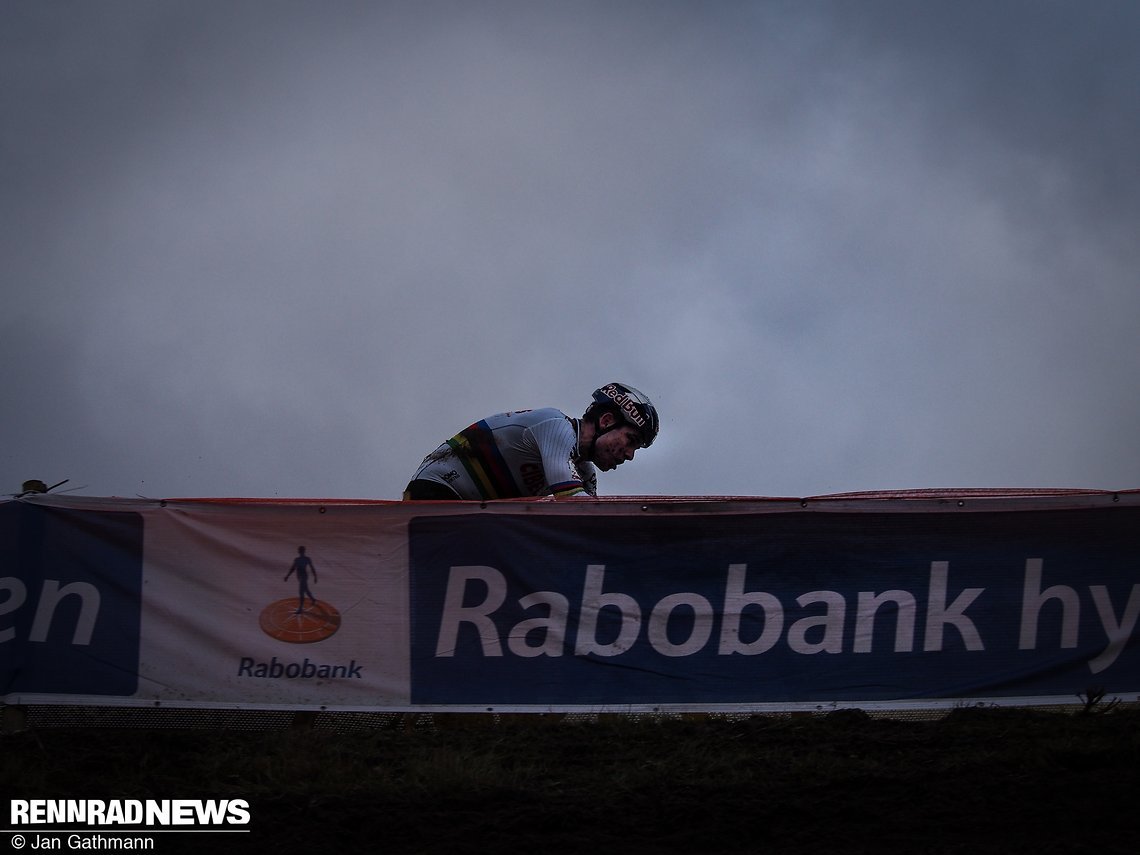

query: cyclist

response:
[403,382,659,500]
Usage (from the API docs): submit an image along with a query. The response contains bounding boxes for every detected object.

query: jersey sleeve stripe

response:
[550,480,586,498]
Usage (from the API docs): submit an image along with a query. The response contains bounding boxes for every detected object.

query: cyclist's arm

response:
[529,416,596,499]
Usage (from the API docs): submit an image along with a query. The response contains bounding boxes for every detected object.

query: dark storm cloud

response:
[3,2,1137,499]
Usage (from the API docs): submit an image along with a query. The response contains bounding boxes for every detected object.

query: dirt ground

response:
[3,706,1139,854]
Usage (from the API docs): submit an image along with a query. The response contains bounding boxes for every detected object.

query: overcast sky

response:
[3,1,1138,500]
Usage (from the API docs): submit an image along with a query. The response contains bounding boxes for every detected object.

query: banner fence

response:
[3,489,1138,714]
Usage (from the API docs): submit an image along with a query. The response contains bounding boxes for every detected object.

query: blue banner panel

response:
[0,503,143,695]
[409,509,1140,705]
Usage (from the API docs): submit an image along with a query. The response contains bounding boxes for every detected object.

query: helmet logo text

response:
[599,384,647,428]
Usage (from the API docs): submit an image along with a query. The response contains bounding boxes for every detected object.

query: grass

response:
[3,706,1139,854]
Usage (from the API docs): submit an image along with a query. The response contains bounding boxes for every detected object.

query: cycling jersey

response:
[408,408,597,499]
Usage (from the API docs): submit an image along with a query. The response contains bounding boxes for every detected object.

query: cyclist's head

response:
[584,382,659,448]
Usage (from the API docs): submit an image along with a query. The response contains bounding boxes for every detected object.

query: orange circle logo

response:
[259,598,341,643]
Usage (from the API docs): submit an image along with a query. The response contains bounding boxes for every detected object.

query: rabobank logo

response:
[241,543,363,684]
[0,503,143,696]
[408,510,1140,706]
[258,545,341,643]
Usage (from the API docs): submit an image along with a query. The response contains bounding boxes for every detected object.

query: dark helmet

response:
[588,382,660,447]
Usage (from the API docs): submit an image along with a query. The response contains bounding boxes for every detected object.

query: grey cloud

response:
[3,2,1137,499]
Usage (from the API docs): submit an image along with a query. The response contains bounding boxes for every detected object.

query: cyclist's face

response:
[593,424,643,471]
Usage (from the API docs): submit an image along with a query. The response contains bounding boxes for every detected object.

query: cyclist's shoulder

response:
[487,407,569,427]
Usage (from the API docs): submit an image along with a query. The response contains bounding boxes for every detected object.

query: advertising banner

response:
[2,491,1138,712]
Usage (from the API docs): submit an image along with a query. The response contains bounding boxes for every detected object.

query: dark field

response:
[3,706,1139,854]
